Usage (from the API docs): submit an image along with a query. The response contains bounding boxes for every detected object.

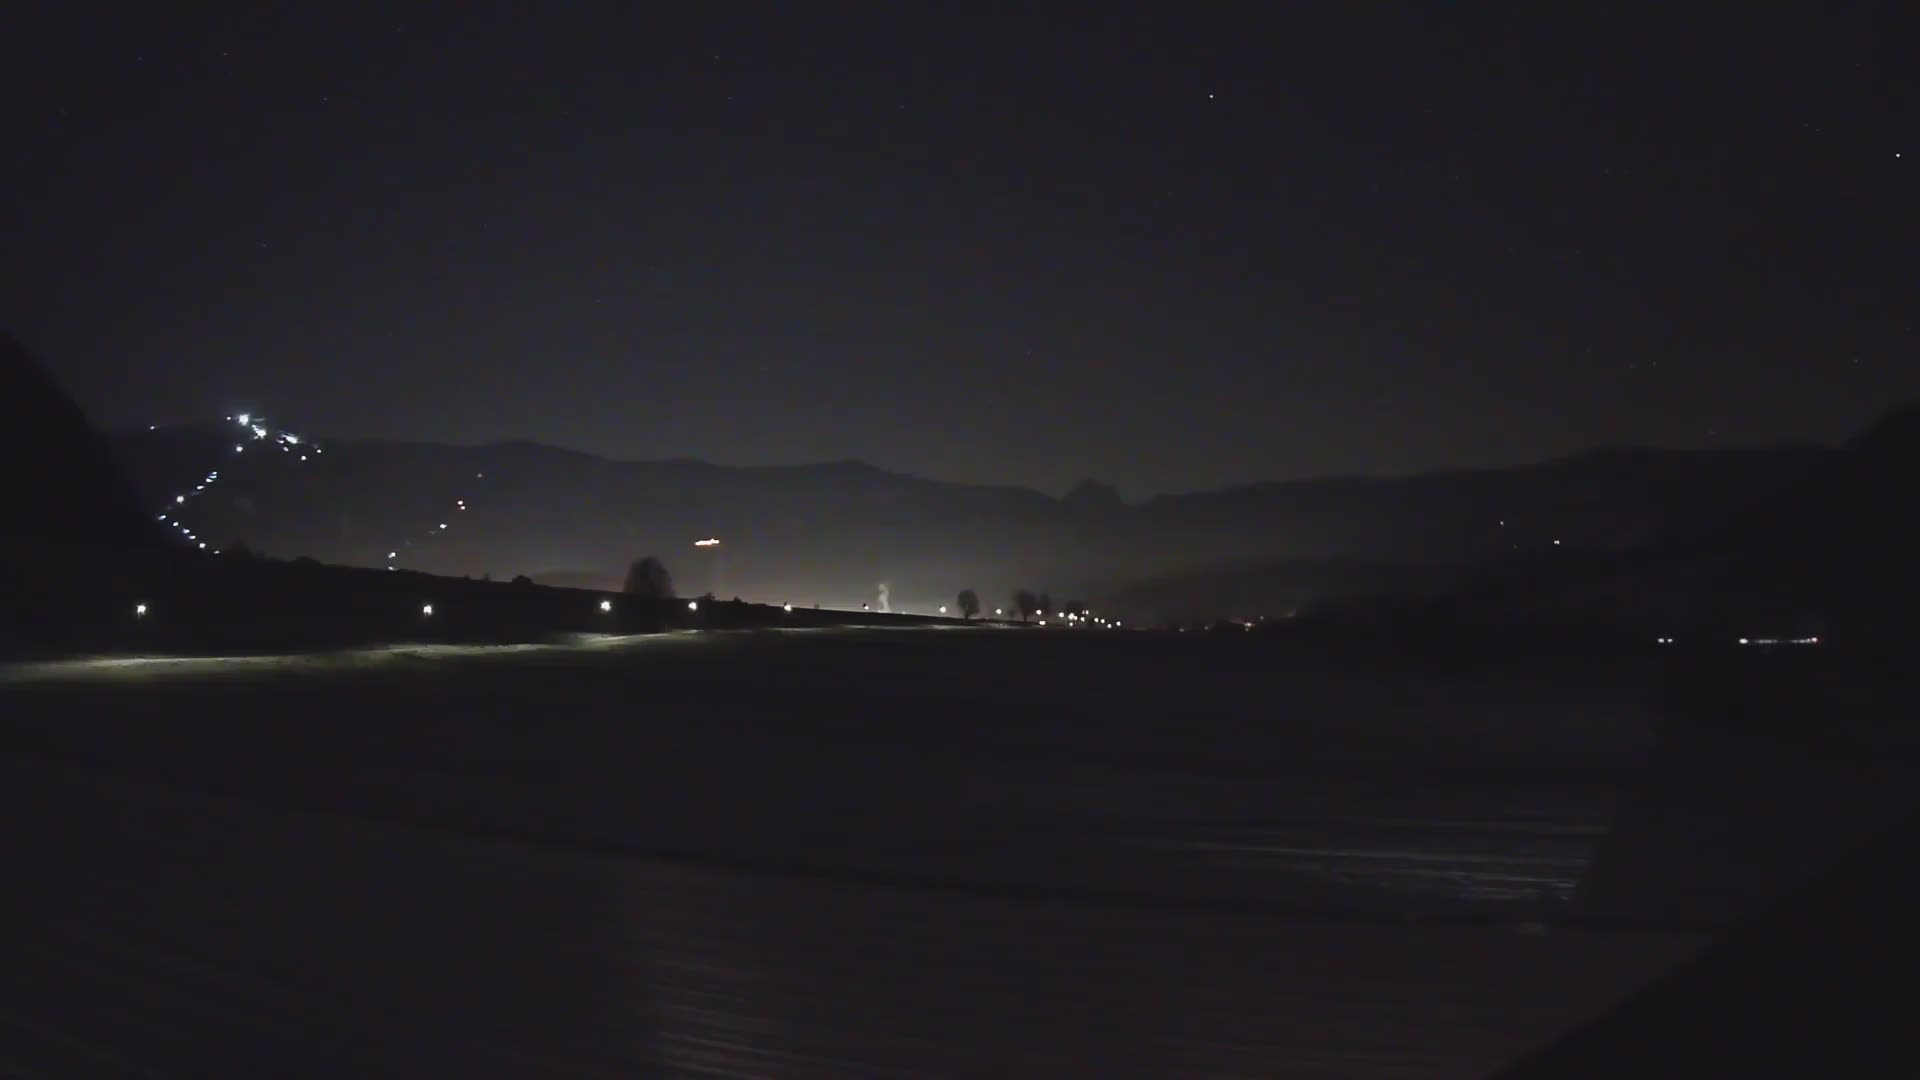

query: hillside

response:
[109,420,1834,618]
[1,332,171,621]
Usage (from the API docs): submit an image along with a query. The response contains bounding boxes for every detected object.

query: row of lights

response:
[183,411,482,575]
[156,413,323,553]
[1656,636,1821,646]
[388,479,482,571]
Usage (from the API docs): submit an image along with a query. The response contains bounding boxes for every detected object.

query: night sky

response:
[8,4,1915,496]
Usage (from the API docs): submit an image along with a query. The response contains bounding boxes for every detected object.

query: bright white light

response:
[1553,539,1562,546]
[148,424,157,431]
[237,413,250,425]
[300,455,307,461]
[175,495,185,504]
[1039,619,1047,626]
[134,603,148,617]
[284,433,298,444]
[994,608,1003,616]
[1739,637,1750,645]
[422,604,434,617]
[235,445,244,453]
[939,606,947,614]
[599,599,613,613]
[783,603,793,612]
[387,551,397,559]
[687,600,699,611]
[694,538,720,547]
[438,523,448,530]
[251,425,267,439]
[197,542,206,549]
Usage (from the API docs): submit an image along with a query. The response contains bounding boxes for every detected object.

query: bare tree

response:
[957,588,981,620]
[623,556,676,599]
[1013,589,1040,623]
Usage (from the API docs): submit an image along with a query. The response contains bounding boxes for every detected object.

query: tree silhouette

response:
[1038,592,1054,619]
[1013,589,1040,623]
[623,556,676,599]
[957,588,981,620]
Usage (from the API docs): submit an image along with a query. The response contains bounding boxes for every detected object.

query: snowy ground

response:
[2,627,1909,1073]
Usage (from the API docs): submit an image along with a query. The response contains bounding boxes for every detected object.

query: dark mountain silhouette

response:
[1,332,172,620]
[1061,479,1126,512]
[1700,401,1920,644]
[1257,402,1920,646]
[109,418,1842,617]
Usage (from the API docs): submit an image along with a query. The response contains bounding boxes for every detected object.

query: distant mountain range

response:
[105,420,1839,621]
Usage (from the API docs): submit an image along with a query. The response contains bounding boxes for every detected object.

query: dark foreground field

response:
[3,628,1913,1075]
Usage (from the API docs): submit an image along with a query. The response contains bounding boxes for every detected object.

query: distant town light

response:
[175,495,185,504]
[422,603,434,617]
[387,551,398,559]
[134,602,148,617]
[687,600,699,612]
[599,599,612,612]
[994,608,1003,616]
[197,542,206,549]
[783,603,793,612]
[939,606,948,614]
[1553,539,1562,546]
[237,413,250,425]
[1738,637,1750,645]
[694,537,720,547]
[235,444,244,452]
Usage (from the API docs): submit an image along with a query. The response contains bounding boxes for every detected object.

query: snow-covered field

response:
[7,627,1910,1073]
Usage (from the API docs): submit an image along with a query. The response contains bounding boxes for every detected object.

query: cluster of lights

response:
[1739,636,1820,646]
[1037,609,1122,629]
[156,413,324,553]
[1656,636,1676,645]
